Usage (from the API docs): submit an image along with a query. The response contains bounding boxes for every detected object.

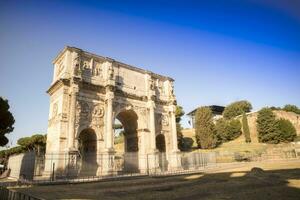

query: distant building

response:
[187,105,225,128]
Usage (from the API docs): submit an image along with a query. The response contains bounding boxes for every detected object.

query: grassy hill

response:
[182,110,300,153]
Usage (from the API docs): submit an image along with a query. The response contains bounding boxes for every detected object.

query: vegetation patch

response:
[257,108,297,144]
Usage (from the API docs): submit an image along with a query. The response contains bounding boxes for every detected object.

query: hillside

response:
[182,110,300,151]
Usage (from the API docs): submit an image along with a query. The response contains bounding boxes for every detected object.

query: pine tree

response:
[0,97,15,146]
[256,108,280,144]
[223,100,252,119]
[277,118,296,142]
[242,113,251,143]
[175,106,185,150]
[195,107,218,149]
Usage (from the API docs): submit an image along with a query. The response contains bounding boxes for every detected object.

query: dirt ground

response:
[13,160,300,200]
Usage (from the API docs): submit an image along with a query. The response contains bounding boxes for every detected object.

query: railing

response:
[0,186,43,200]
[2,148,299,187]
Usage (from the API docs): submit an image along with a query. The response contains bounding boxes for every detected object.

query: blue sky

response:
[0,0,300,146]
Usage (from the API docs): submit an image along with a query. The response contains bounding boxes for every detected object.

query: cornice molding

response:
[53,46,174,81]
[47,79,70,95]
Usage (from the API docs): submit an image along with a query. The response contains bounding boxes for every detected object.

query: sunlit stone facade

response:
[44,46,181,176]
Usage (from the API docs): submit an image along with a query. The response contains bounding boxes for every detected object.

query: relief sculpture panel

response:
[75,100,105,140]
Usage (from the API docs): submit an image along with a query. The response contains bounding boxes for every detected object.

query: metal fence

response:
[0,186,43,200]
[32,151,215,181]
[2,147,299,185]
[2,151,215,183]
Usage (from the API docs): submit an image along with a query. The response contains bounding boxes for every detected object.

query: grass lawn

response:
[12,160,300,200]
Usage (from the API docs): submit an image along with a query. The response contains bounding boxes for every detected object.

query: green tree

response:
[195,107,218,149]
[17,137,33,150]
[175,106,185,123]
[215,118,241,142]
[256,108,280,144]
[17,134,46,154]
[31,134,47,154]
[277,118,297,142]
[175,106,185,151]
[0,97,15,146]
[282,104,300,115]
[223,100,252,119]
[242,113,251,143]
[113,124,123,130]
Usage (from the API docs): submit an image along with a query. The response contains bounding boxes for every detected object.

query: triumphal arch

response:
[44,46,181,177]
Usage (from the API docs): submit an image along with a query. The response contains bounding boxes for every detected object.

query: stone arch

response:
[114,109,139,172]
[115,109,139,152]
[76,125,103,145]
[156,134,166,152]
[156,133,168,171]
[78,128,97,176]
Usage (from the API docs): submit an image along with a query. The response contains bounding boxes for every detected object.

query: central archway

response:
[78,128,97,176]
[114,109,139,173]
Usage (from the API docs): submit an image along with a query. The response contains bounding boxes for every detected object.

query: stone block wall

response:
[7,152,35,180]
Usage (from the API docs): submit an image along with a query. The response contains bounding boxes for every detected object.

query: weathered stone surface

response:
[44,46,180,176]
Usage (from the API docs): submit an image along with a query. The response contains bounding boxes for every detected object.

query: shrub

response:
[256,108,280,144]
[195,107,218,149]
[182,137,194,151]
[216,118,242,142]
[283,104,300,115]
[294,136,300,142]
[234,151,252,162]
[223,100,252,119]
[257,108,297,144]
[270,106,281,111]
[277,118,297,142]
[242,113,251,143]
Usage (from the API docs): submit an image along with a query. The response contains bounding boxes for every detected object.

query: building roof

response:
[187,105,225,116]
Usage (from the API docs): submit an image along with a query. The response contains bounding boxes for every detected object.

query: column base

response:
[97,149,116,176]
[168,151,182,171]
[146,150,159,174]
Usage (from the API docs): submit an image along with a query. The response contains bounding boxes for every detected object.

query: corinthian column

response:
[105,89,114,151]
[101,86,115,176]
[148,101,156,151]
[170,105,179,152]
[67,86,78,151]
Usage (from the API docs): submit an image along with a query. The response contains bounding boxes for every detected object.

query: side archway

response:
[156,134,166,152]
[156,133,168,171]
[78,128,97,176]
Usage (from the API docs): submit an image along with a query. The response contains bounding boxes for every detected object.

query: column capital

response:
[169,105,176,113]
[105,91,114,100]
[71,86,79,93]
[105,84,115,93]
[147,100,156,109]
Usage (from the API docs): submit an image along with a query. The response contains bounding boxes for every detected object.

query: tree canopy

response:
[0,134,47,160]
[277,118,297,142]
[242,113,251,143]
[257,108,280,143]
[176,105,185,150]
[17,134,47,154]
[113,124,123,130]
[282,104,300,115]
[215,118,241,142]
[223,100,252,119]
[175,106,185,123]
[0,97,15,146]
[195,107,218,149]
